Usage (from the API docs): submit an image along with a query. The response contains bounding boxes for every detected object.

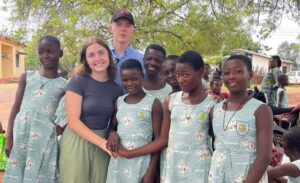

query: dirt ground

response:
[0,83,299,181]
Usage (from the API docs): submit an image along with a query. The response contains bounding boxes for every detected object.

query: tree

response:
[2,0,300,71]
[277,41,300,61]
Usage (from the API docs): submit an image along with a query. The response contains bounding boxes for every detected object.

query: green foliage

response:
[277,41,300,62]
[2,0,300,71]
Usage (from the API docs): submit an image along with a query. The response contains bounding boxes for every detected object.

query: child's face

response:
[223,59,252,94]
[86,43,110,73]
[109,19,135,44]
[144,49,164,76]
[121,69,143,95]
[162,60,178,87]
[211,81,222,94]
[175,63,202,92]
[38,40,62,70]
[283,76,289,86]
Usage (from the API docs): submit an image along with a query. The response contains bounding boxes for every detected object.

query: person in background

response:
[161,55,181,94]
[108,8,144,87]
[277,74,289,108]
[59,37,123,183]
[261,55,282,106]
[4,35,67,183]
[268,127,300,183]
[202,63,211,89]
[207,78,228,103]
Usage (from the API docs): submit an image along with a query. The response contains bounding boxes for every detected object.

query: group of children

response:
[3,33,300,183]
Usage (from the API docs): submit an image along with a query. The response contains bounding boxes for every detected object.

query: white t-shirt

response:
[276,88,288,108]
[288,160,300,183]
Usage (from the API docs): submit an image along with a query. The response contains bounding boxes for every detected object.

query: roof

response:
[0,35,26,47]
[232,48,294,64]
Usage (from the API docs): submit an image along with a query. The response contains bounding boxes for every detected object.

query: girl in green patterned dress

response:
[4,35,67,183]
[117,50,215,183]
[209,55,273,183]
[106,59,163,183]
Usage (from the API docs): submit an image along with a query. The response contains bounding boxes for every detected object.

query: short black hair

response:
[272,55,282,67]
[120,59,144,76]
[166,55,179,61]
[278,74,288,84]
[178,50,204,70]
[145,44,167,58]
[39,35,61,49]
[225,55,252,72]
[283,127,300,152]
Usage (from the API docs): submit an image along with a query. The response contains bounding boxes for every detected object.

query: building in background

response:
[0,36,26,83]
[232,48,294,74]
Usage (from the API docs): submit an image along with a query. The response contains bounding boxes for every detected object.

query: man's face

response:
[109,18,135,44]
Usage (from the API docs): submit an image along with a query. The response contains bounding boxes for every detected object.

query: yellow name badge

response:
[197,112,208,123]
[136,110,146,121]
[237,121,249,135]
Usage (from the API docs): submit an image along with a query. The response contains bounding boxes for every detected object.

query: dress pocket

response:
[236,120,249,136]
[197,111,208,124]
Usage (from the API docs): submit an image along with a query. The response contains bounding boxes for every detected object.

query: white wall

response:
[252,55,269,75]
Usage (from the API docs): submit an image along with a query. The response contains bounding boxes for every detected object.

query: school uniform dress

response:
[143,83,172,103]
[106,94,156,183]
[288,160,300,183]
[208,98,268,183]
[4,71,67,183]
[276,88,288,108]
[161,91,215,183]
[261,67,281,106]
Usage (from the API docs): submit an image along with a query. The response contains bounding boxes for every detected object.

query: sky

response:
[1,2,300,56]
[252,16,300,55]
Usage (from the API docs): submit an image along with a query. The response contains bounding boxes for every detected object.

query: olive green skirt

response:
[59,127,109,183]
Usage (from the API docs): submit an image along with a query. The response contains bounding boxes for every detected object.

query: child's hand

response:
[140,171,154,183]
[117,146,134,159]
[107,131,120,152]
[5,137,13,158]
[55,125,66,136]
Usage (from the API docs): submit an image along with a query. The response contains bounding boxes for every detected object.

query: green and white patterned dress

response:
[143,83,172,103]
[208,98,268,183]
[106,94,156,183]
[161,91,215,183]
[3,70,66,183]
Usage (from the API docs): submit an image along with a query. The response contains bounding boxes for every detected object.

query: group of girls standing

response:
[4,35,282,183]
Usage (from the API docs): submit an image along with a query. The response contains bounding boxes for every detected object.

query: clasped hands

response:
[105,131,132,159]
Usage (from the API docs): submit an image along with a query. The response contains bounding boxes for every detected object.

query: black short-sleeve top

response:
[67,75,123,130]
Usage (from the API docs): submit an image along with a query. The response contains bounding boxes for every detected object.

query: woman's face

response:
[86,43,110,73]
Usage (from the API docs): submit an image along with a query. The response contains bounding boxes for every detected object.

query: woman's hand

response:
[106,131,120,152]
